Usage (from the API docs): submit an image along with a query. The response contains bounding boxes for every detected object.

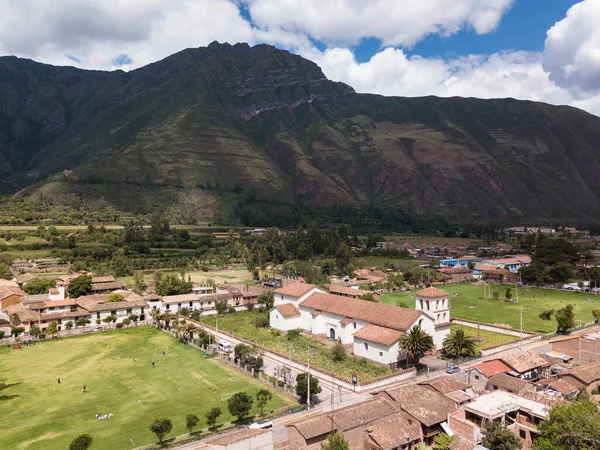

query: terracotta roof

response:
[418,377,470,395]
[487,373,532,393]
[41,307,91,320]
[44,299,76,308]
[311,310,321,316]
[415,286,449,298]
[385,385,456,427]
[501,351,549,374]
[331,397,399,431]
[144,294,161,301]
[449,435,476,450]
[274,283,317,298]
[287,414,334,439]
[473,360,512,377]
[0,285,25,301]
[365,412,421,450]
[560,361,600,385]
[15,273,43,284]
[328,285,371,297]
[91,276,116,283]
[6,303,39,322]
[340,317,353,326]
[48,288,59,295]
[75,293,147,312]
[207,428,270,446]
[275,303,300,318]
[353,324,403,346]
[22,294,49,304]
[160,293,199,304]
[91,281,125,291]
[300,293,422,331]
[222,284,264,297]
[537,379,579,396]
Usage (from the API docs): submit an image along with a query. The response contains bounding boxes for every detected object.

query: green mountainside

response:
[2,41,600,224]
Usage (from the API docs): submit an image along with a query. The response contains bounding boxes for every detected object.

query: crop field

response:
[198,311,394,381]
[382,283,598,333]
[0,327,291,450]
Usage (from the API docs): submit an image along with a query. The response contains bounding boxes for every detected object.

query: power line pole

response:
[307,347,315,411]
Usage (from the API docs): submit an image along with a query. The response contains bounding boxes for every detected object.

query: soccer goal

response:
[154,346,169,355]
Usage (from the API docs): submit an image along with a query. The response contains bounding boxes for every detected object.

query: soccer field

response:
[0,327,292,450]
[383,283,599,333]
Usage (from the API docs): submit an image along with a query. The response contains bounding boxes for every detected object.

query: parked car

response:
[249,420,273,430]
[445,364,460,374]
[91,326,104,332]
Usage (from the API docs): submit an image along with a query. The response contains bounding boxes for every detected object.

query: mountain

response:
[2,41,600,223]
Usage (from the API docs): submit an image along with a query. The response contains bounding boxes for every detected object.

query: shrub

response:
[228,306,236,314]
[286,328,301,340]
[331,343,347,362]
[254,317,269,328]
[115,323,124,329]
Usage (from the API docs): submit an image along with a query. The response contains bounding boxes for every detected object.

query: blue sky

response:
[0,0,599,115]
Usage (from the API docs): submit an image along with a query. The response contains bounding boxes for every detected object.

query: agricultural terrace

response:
[383,283,599,333]
[198,311,395,381]
[0,327,292,450]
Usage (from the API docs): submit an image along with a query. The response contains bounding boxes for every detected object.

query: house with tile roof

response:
[467,360,512,393]
[557,360,600,393]
[270,286,450,366]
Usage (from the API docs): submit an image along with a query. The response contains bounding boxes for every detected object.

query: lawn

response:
[383,283,599,333]
[450,324,518,353]
[199,311,394,382]
[0,327,292,450]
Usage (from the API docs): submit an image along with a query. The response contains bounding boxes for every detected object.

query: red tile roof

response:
[300,293,422,331]
[473,360,512,377]
[353,324,403,346]
[275,303,300,318]
[328,285,371,297]
[274,283,317,297]
[415,286,448,298]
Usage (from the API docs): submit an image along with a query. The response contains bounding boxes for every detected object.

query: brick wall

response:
[551,338,579,360]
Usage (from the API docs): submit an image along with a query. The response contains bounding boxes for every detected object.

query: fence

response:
[187,318,416,392]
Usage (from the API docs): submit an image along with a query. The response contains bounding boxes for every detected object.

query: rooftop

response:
[275,303,300,318]
[501,351,549,374]
[331,397,399,431]
[418,376,471,395]
[300,292,422,332]
[274,283,318,298]
[473,360,512,377]
[487,373,532,393]
[328,285,371,297]
[364,412,421,450]
[560,361,600,384]
[536,379,579,396]
[384,385,456,427]
[207,428,270,446]
[353,324,403,346]
[465,390,550,420]
[415,286,449,298]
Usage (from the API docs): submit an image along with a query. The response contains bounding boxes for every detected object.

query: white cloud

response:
[244,0,514,47]
[543,0,600,99]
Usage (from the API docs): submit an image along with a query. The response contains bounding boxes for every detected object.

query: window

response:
[519,430,526,439]
[166,305,170,310]
[353,322,357,329]
[97,312,100,319]
[126,309,132,314]
[178,303,181,308]
[474,375,480,380]
[418,319,423,327]
[379,352,383,356]
[189,302,193,307]
[364,342,369,350]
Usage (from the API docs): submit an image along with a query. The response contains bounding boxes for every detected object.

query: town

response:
[1,223,600,450]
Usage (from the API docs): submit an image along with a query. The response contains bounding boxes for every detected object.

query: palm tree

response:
[151,308,161,328]
[443,329,477,358]
[184,323,196,342]
[398,325,434,366]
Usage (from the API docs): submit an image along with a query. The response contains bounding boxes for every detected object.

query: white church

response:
[269,284,451,367]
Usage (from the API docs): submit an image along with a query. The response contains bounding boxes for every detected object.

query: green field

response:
[383,283,598,333]
[0,327,292,450]
[199,312,394,381]
[451,324,518,353]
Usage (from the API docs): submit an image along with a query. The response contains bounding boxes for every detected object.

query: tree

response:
[287,329,301,340]
[106,293,125,303]
[68,275,92,298]
[555,304,575,333]
[296,373,321,404]
[539,310,555,321]
[186,414,199,434]
[133,271,147,294]
[215,300,228,314]
[69,434,93,450]
[320,432,349,450]
[256,388,273,415]
[482,420,522,450]
[22,278,57,295]
[11,326,24,338]
[534,397,600,450]
[149,418,172,444]
[65,321,73,333]
[102,315,117,324]
[331,343,347,362]
[227,392,254,421]
[155,273,192,296]
[258,291,275,310]
[545,263,574,283]
[434,433,453,450]
[205,407,222,428]
[0,262,12,280]
[29,325,41,340]
[443,329,477,357]
[593,308,600,325]
[179,307,190,317]
[505,288,512,301]
[76,318,91,330]
[46,322,58,338]
[122,318,132,327]
[398,325,434,365]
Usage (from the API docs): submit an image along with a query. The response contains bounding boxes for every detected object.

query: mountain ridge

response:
[1,41,600,223]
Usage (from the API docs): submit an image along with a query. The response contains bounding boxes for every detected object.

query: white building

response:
[270,284,451,367]
[75,291,148,324]
[207,428,273,450]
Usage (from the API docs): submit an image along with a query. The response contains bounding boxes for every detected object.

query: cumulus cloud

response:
[244,0,514,46]
[544,0,600,99]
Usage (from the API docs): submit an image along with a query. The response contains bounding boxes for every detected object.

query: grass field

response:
[383,283,599,333]
[0,327,292,450]
[199,311,394,381]
[450,324,518,353]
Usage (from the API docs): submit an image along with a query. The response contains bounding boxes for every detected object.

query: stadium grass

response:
[0,326,292,450]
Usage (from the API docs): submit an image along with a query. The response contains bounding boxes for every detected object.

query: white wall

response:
[433,324,451,350]
[211,430,273,450]
[353,338,400,365]
[269,309,300,331]
[273,287,325,307]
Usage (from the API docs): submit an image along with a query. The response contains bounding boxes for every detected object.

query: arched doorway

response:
[329,328,336,340]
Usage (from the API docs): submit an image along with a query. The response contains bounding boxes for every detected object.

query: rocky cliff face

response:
[1,42,600,222]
